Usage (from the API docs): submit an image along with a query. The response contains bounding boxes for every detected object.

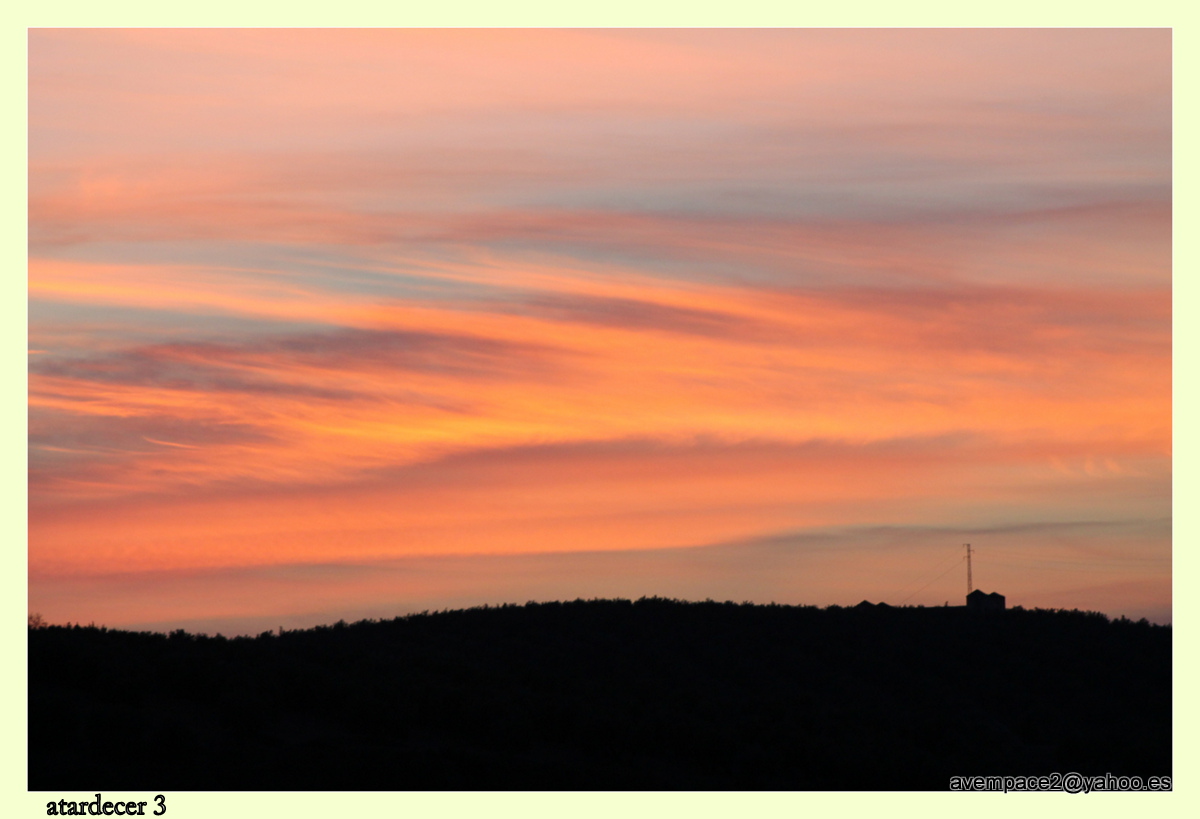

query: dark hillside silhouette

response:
[29,598,1170,790]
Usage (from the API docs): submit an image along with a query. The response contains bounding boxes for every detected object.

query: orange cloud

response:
[28,29,1171,630]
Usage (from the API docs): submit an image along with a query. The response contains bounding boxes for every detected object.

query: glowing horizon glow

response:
[29,29,1171,632]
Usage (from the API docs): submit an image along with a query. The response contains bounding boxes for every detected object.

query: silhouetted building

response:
[966,589,1005,612]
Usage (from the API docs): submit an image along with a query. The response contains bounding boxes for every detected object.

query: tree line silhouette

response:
[29,598,1170,790]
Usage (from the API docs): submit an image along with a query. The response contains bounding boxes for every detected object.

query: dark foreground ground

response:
[29,598,1170,790]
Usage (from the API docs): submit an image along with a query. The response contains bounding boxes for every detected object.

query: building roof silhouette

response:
[966,589,1005,611]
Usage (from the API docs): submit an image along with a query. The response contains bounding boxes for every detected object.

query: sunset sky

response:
[27,28,1171,633]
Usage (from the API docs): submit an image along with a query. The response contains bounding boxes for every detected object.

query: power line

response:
[889,549,963,602]
[898,559,967,606]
